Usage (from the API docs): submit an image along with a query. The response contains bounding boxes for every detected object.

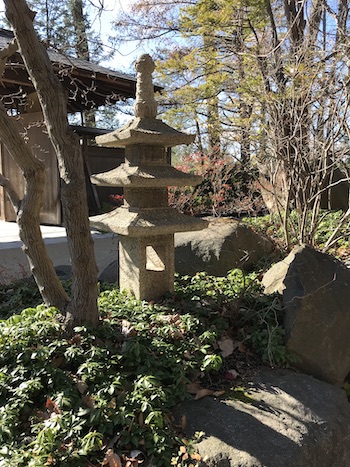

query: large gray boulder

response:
[173,369,350,467]
[98,249,120,284]
[54,265,72,280]
[98,219,275,282]
[175,218,275,276]
[262,245,350,385]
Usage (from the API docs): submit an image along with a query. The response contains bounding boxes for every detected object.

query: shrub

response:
[243,210,350,260]
[169,150,264,217]
[0,280,42,319]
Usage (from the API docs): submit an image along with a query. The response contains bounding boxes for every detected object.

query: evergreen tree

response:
[113,0,350,246]
[26,0,119,127]
[27,0,106,61]
[112,0,262,159]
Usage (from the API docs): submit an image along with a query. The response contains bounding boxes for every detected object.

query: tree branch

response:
[5,0,99,327]
[0,38,18,75]
[0,173,20,212]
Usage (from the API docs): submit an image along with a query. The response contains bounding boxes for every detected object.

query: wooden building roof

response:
[0,28,161,113]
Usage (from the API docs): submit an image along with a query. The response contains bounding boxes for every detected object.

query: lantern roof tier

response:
[90,206,208,237]
[95,117,195,148]
[90,162,202,188]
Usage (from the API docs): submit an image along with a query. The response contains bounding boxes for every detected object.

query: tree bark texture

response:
[68,0,96,127]
[5,0,99,327]
[69,0,90,61]
[0,103,70,309]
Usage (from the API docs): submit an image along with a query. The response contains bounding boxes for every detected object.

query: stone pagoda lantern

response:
[90,54,208,300]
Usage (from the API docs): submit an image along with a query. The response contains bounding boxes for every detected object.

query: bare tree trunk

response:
[5,0,99,327]
[69,0,90,61]
[236,23,252,169]
[207,94,220,152]
[203,34,220,152]
[0,104,70,309]
[69,0,96,127]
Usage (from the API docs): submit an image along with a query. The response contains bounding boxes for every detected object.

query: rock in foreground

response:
[262,245,350,385]
[173,369,350,467]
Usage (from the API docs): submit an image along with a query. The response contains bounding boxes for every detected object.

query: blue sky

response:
[0,0,140,72]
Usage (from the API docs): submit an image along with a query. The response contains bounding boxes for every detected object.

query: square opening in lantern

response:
[146,245,165,271]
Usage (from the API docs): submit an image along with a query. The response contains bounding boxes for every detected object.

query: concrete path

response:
[0,221,68,248]
[0,221,118,284]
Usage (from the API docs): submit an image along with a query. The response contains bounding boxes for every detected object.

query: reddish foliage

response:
[109,194,124,207]
[169,150,264,217]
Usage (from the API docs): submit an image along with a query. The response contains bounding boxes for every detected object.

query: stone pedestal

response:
[119,234,174,300]
[90,54,208,300]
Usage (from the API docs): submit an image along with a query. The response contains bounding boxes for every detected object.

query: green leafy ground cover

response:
[0,271,291,466]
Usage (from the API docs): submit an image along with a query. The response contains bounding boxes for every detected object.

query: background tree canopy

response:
[0,0,349,325]
[112,0,350,247]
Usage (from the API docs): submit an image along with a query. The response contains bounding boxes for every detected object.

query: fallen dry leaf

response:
[157,314,180,324]
[103,449,122,467]
[212,390,225,397]
[156,314,187,338]
[217,336,234,358]
[44,454,55,465]
[171,330,185,340]
[68,334,82,346]
[76,380,88,394]
[225,369,239,381]
[190,452,202,461]
[51,356,65,368]
[187,381,203,395]
[194,388,215,400]
[237,341,247,353]
[108,398,117,409]
[81,394,95,408]
[45,398,61,414]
